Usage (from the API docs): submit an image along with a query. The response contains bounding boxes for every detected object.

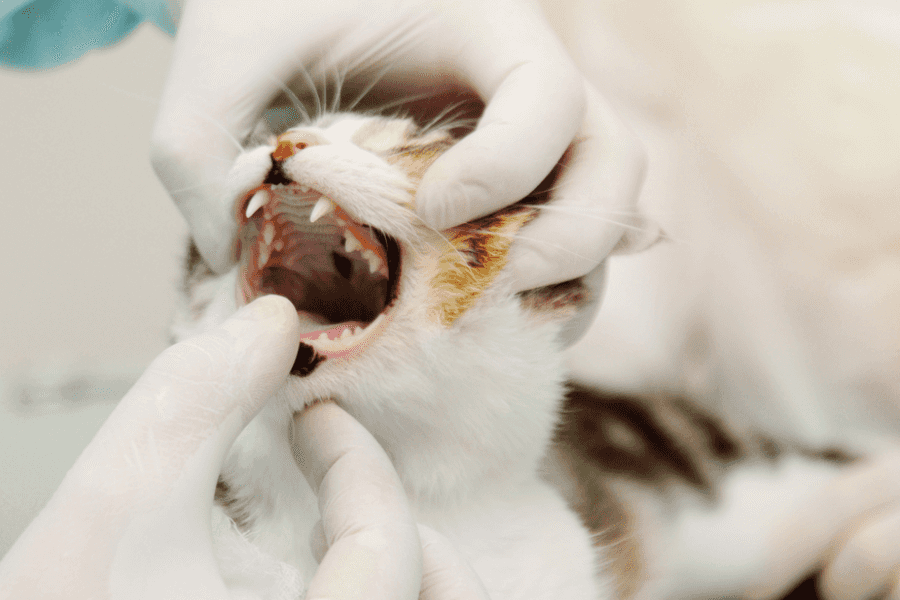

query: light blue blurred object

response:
[0,0,174,69]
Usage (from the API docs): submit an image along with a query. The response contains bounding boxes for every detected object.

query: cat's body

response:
[174,113,618,599]
[545,1,900,598]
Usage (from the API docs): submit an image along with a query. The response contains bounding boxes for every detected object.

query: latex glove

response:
[0,296,300,599]
[0,295,490,599]
[151,0,646,335]
[748,448,900,600]
[292,401,492,600]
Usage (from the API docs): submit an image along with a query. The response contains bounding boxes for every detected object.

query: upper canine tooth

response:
[310,197,336,223]
[245,190,268,219]
[344,231,362,253]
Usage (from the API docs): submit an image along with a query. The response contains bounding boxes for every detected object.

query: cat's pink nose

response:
[272,130,324,162]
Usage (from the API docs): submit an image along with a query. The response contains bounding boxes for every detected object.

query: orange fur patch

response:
[430,206,537,327]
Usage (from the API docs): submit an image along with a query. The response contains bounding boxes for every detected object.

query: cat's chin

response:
[234,182,402,374]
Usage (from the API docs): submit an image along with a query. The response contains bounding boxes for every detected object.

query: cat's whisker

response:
[343,58,409,113]
[289,61,322,121]
[368,91,443,117]
[187,107,245,152]
[519,203,655,218]
[265,74,311,124]
[421,101,475,134]
[330,65,346,113]
[404,211,481,277]
[518,204,652,232]
[464,228,597,264]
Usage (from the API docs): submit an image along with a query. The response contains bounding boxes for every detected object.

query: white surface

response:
[0,25,183,554]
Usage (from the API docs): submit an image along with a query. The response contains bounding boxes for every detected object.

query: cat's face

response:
[175,113,589,497]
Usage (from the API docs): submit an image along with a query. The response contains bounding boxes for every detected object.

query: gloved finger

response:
[151,0,333,274]
[505,82,650,292]
[292,401,422,600]
[889,576,900,600]
[749,450,900,600]
[25,295,300,599]
[820,505,900,600]
[90,295,300,499]
[418,525,491,600]
[556,260,608,348]
[416,10,585,230]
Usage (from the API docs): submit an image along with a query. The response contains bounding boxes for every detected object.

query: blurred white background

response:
[0,25,184,554]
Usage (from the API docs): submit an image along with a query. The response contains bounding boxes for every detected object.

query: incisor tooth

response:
[245,190,268,219]
[257,244,270,268]
[340,328,352,340]
[310,197,336,223]
[299,185,310,193]
[352,326,363,335]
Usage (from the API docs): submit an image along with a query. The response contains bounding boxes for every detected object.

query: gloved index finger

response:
[415,11,585,230]
[292,402,422,600]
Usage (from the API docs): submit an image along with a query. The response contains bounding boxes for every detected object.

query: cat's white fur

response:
[174,115,609,599]
[544,1,900,598]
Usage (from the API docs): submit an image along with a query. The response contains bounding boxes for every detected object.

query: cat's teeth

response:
[310,197,336,223]
[316,332,329,342]
[344,231,362,253]
[299,185,310,193]
[361,249,387,277]
[340,328,352,340]
[352,326,363,336]
[245,190,268,219]
[263,222,275,246]
[273,240,284,252]
[257,244,270,268]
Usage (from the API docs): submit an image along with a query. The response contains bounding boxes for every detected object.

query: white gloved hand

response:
[292,401,492,600]
[151,0,647,344]
[0,295,490,599]
[749,448,900,600]
[0,296,301,599]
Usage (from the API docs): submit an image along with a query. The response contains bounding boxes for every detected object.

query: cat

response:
[541,1,900,598]
[172,109,650,599]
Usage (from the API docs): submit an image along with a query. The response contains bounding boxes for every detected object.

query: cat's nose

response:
[271,130,326,162]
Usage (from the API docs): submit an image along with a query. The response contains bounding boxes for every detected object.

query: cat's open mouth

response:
[236,183,401,366]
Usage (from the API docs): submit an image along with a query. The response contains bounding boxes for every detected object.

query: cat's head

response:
[175,112,598,498]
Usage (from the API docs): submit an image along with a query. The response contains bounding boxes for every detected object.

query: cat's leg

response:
[418,478,612,600]
[216,406,321,594]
